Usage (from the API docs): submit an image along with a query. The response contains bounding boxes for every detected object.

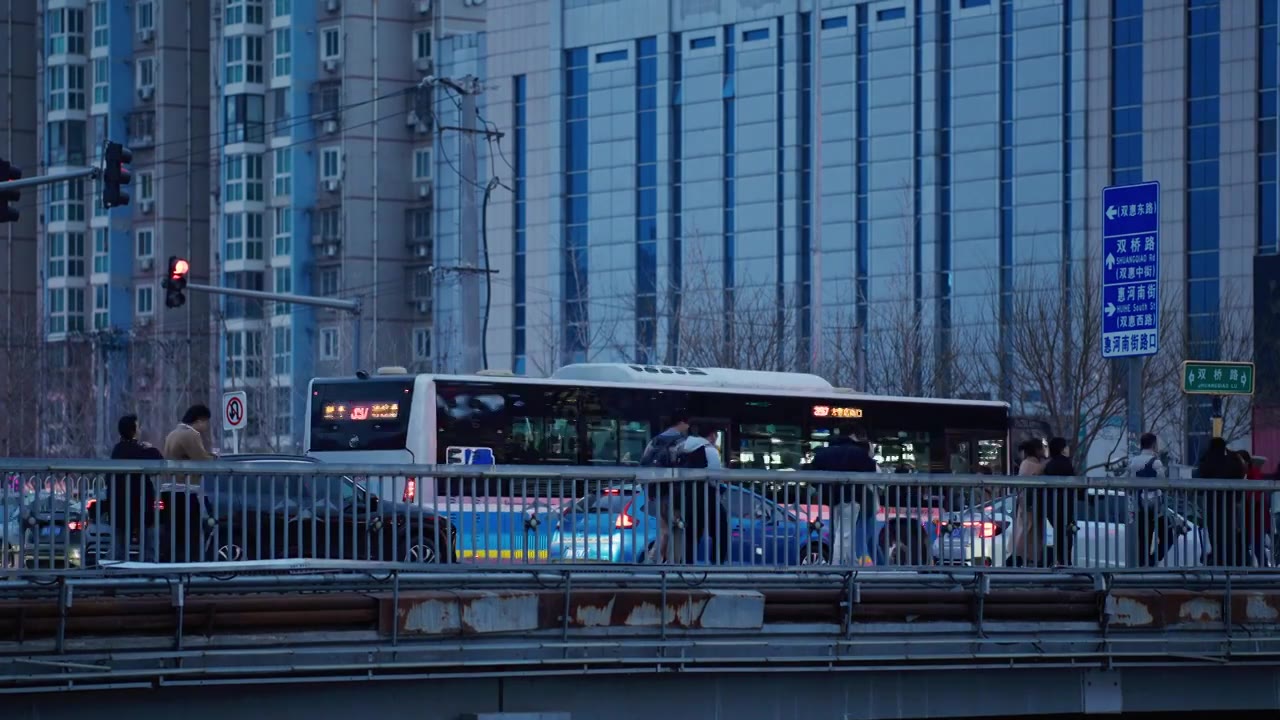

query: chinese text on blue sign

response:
[1101,182,1160,358]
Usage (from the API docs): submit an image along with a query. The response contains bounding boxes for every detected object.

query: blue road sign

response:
[1101,181,1160,359]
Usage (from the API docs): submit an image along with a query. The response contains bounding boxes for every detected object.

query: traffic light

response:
[101,141,133,208]
[0,158,21,224]
[162,256,189,308]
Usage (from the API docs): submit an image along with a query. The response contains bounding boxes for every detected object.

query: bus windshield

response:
[308,379,415,452]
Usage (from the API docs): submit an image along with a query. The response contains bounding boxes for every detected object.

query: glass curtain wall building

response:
[470,0,1279,460]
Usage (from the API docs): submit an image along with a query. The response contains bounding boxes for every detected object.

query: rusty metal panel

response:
[1108,589,1280,629]
[558,589,763,630]
[380,590,541,636]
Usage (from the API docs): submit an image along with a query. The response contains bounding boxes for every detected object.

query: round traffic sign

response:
[225,395,245,428]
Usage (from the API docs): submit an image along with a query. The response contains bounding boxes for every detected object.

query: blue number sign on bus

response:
[445,446,495,465]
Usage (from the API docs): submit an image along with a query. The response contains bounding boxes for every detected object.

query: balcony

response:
[310,81,342,135]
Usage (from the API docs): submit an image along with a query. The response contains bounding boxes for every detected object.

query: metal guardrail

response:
[1,458,1277,575]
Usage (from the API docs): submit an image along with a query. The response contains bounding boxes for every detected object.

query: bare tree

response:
[0,307,44,456]
[863,285,979,398]
[976,261,1127,469]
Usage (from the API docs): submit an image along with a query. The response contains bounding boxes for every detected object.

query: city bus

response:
[304,363,1011,501]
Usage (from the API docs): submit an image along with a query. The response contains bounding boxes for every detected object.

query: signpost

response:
[1101,181,1161,360]
[223,391,247,454]
[1182,361,1256,396]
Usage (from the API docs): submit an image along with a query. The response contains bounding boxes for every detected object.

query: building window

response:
[138,172,153,203]
[91,1,108,49]
[225,330,264,379]
[1259,1,1278,254]
[47,8,86,56]
[136,227,154,258]
[563,48,589,360]
[272,28,291,78]
[136,285,153,315]
[224,153,264,202]
[273,207,291,256]
[271,87,291,134]
[319,208,341,240]
[320,328,339,359]
[273,388,293,438]
[225,212,265,262]
[224,93,266,144]
[92,228,109,274]
[93,284,109,330]
[137,0,154,31]
[225,0,264,26]
[273,147,292,195]
[67,288,85,332]
[135,57,154,91]
[47,233,66,278]
[634,40,657,361]
[223,271,266,319]
[273,266,291,315]
[414,31,432,61]
[48,64,87,112]
[512,73,527,371]
[66,232,86,277]
[46,120,87,166]
[413,148,432,180]
[47,288,66,335]
[47,180,86,223]
[320,147,341,180]
[92,57,109,105]
[225,35,264,85]
[274,0,292,19]
[273,326,292,375]
[413,328,431,361]
[321,27,341,60]
[319,267,339,296]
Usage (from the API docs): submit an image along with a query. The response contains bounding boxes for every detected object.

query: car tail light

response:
[153,499,165,511]
[603,487,622,495]
[85,498,97,513]
[403,477,417,503]
[963,520,1001,538]
[615,500,637,529]
[67,520,85,532]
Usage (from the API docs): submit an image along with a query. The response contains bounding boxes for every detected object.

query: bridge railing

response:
[1,458,1276,574]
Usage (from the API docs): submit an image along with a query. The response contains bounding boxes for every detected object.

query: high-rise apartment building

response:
[0,1,41,456]
[32,0,213,454]
[209,0,482,452]
[455,0,1279,461]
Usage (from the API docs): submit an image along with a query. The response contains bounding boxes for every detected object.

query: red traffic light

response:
[170,258,190,279]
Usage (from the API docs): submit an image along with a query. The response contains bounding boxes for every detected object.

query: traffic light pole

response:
[184,283,366,371]
[0,165,99,192]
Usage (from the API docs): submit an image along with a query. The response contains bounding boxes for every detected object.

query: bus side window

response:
[584,388,654,466]
[508,386,578,464]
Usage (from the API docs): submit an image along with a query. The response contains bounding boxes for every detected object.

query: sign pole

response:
[232,429,241,455]
[1211,396,1224,439]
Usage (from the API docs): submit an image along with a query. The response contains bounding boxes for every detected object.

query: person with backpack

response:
[1130,432,1166,565]
[639,413,690,563]
[676,426,729,563]
[811,423,878,565]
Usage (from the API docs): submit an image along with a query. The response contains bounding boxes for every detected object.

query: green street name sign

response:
[1181,360,1255,396]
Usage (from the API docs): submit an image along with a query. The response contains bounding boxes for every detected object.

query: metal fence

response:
[1,458,1277,574]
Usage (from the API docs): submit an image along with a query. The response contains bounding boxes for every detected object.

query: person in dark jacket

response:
[1196,437,1246,565]
[109,414,164,562]
[1041,437,1077,566]
[676,426,730,563]
[811,423,878,565]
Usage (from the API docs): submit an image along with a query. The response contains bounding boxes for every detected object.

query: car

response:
[200,454,457,564]
[549,482,831,565]
[19,495,112,570]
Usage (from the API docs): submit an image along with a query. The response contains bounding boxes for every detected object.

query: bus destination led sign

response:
[812,405,863,419]
[322,402,401,422]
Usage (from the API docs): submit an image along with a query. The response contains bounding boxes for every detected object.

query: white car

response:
[933,489,1209,568]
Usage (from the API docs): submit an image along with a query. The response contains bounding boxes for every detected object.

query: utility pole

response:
[427,75,498,373]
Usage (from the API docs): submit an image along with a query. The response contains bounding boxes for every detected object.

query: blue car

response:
[549,483,833,566]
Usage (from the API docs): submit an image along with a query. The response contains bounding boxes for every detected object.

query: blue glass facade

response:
[853,5,869,338]
[512,75,527,374]
[797,14,813,364]
[1186,0,1222,459]
[562,47,589,363]
[667,33,684,363]
[721,25,737,344]
[635,39,658,362]
[997,0,1013,378]
[1111,1,1143,187]
[1261,1,1278,255]
[935,0,952,377]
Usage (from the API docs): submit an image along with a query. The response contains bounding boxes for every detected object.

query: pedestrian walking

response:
[676,425,730,564]
[811,423,878,566]
[639,412,690,563]
[1129,433,1171,565]
[109,414,163,562]
[164,404,216,461]
[1040,437,1077,567]
[1010,438,1047,566]
[1196,437,1246,565]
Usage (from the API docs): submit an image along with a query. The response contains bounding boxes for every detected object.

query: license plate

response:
[950,527,967,538]
[39,526,63,538]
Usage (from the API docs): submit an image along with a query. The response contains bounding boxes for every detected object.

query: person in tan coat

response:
[164,404,216,461]
[1010,438,1048,566]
